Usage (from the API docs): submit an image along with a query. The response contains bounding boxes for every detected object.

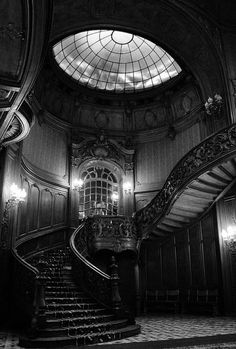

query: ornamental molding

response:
[0,88,10,101]
[0,22,24,40]
[223,240,236,252]
[72,133,135,172]
[135,123,236,234]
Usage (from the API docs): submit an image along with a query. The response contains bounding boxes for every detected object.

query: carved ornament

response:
[72,133,134,170]
[135,123,236,235]
[223,240,236,252]
[0,88,10,101]
[0,23,24,40]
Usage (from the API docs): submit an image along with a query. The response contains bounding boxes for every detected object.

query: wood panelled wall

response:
[22,121,68,183]
[216,184,236,314]
[140,209,220,302]
[135,123,201,192]
[15,175,68,243]
[15,119,70,246]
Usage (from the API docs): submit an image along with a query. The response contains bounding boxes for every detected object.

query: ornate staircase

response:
[135,124,236,238]
[19,247,140,347]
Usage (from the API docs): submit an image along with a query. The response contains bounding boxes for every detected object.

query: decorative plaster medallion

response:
[144,110,157,128]
[182,94,192,113]
[95,111,109,128]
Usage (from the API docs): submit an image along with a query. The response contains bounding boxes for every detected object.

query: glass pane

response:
[53,29,182,93]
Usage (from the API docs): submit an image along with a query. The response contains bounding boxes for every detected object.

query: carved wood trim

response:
[135,123,236,236]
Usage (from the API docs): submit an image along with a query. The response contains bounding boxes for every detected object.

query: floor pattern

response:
[0,315,236,348]
[97,314,236,348]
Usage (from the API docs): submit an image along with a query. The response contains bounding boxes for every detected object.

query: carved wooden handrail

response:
[135,123,236,236]
[11,249,46,335]
[88,215,138,254]
[70,220,124,317]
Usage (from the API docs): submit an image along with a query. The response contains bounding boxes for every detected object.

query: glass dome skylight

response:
[53,29,182,93]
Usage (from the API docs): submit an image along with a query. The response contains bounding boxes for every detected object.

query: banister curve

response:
[12,248,39,276]
[69,221,113,308]
[135,123,236,234]
[70,223,110,280]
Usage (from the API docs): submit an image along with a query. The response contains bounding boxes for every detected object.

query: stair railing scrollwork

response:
[134,123,236,238]
[70,220,125,318]
[11,249,47,336]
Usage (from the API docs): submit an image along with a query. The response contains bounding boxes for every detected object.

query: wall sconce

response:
[7,183,27,208]
[111,192,119,201]
[123,182,132,195]
[72,178,84,191]
[0,183,27,249]
[222,226,236,250]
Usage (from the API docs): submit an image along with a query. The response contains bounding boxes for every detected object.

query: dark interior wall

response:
[140,208,220,306]
[15,119,70,246]
[92,250,136,314]
[216,183,236,314]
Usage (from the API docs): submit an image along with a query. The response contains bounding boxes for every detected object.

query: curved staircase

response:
[20,247,140,347]
[156,157,236,235]
[135,124,236,238]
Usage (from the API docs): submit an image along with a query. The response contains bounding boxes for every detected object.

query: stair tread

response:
[24,324,140,341]
[45,308,106,314]
[46,314,114,324]
[41,319,127,332]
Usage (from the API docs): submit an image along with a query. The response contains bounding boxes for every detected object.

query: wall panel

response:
[22,121,68,182]
[39,189,53,228]
[28,185,40,232]
[16,172,68,245]
[135,123,201,191]
[141,209,220,301]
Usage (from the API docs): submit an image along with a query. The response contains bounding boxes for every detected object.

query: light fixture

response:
[123,182,132,195]
[222,226,236,242]
[72,178,84,191]
[204,93,223,117]
[9,183,26,205]
[1,183,27,248]
[111,192,119,201]
[222,225,236,250]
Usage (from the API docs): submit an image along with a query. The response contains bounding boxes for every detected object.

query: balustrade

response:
[87,215,138,254]
[134,123,236,239]
[70,219,131,319]
[11,249,46,336]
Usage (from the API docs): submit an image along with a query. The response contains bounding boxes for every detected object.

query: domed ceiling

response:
[53,29,182,93]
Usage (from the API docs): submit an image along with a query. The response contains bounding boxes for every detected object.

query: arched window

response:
[79,166,119,218]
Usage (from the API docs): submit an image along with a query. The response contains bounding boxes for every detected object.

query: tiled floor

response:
[99,314,236,344]
[1,315,236,348]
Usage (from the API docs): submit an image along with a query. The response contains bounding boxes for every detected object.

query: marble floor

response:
[1,314,236,348]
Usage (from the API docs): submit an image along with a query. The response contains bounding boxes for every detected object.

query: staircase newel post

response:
[30,259,47,337]
[110,255,123,318]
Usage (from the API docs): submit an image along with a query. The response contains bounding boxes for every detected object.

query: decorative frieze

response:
[135,123,236,235]
[0,22,24,40]
[72,133,135,172]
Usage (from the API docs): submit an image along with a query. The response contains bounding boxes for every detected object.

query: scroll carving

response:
[135,124,236,236]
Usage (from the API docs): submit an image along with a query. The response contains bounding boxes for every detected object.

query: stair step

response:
[20,324,141,348]
[24,246,140,347]
[39,319,128,337]
[45,303,99,311]
[45,281,76,287]
[46,314,115,328]
[45,297,91,303]
[45,308,108,319]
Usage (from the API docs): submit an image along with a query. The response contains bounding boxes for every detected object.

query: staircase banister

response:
[135,123,236,234]
[70,223,111,280]
[12,248,39,276]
